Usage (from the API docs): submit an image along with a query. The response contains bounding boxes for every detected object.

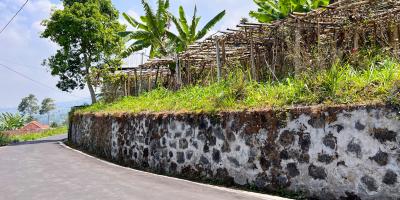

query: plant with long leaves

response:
[168,6,225,52]
[0,113,25,131]
[250,0,330,23]
[120,0,172,58]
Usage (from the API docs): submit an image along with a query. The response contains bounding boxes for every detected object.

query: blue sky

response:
[0,0,256,108]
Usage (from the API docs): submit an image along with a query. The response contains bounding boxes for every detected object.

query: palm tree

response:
[168,6,225,52]
[120,0,171,58]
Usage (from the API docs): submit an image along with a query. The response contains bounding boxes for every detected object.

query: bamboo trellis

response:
[118,0,400,94]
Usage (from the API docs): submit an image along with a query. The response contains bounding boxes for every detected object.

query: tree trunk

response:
[87,79,96,104]
[84,53,96,104]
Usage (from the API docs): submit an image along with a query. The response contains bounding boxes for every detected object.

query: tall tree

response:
[18,94,39,121]
[250,0,329,23]
[41,0,125,103]
[169,6,225,52]
[120,0,171,58]
[39,98,56,125]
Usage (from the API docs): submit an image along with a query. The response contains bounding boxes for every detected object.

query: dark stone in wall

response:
[186,150,193,160]
[355,121,365,131]
[347,139,362,158]
[383,170,397,185]
[340,192,361,200]
[323,133,337,150]
[372,128,397,143]
[235,145,241,151]
[169,141,177,149]
[212,149,221,163]
[215,168,234,185]
[179,138,188,149]
[274,175,289,188]
[287,163,300,177]
[228,157,240,167]
[299,132,311,151]
[369,150,389,166]
[361,175,378,191]
[214,127,225,140]
[177,152,185,164]
[308,116,325,128]
[170,162,177,172]
[255,173,269,188]
[318,153,335,164]
[279,130,295,146]
[203,144,209,153]
[299,153,310,163]
[260,157,271,170]
[335,124,344,133]
[280,150,289,160]
[309,164,327,180]
[200,155,209,165]
[143,148,149,158]
[174,132,182,138]
[221,141,230,153]
[226,131,236,142]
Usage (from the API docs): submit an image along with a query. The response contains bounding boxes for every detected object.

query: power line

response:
[0,63,87,100]
[0,0,29,36]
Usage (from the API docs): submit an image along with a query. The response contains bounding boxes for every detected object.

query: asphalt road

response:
[0,134,288,200]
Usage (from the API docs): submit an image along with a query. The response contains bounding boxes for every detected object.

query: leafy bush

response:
[0,132,11,146]
[0,113,25,131]
[250,0,330,23]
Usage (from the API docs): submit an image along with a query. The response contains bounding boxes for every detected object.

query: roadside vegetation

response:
[79,53,400,114]
[0,126,67,146]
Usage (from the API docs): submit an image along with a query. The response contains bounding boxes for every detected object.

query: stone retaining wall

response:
[69,104,400,199]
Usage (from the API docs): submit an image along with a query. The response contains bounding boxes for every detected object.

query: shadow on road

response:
[9,139,65,146]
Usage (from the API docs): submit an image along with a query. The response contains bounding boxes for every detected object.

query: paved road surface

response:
[0,134,288,200]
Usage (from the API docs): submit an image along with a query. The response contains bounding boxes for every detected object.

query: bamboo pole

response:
[250,32,257,81]
[175,55,182,88]
[216,39,222,82]
[294,20,302,74]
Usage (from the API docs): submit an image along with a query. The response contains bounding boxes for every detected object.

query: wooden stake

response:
[175,55,182,88]
[250,32,257,81]
[294,20,302,74]
[216,39,222,82]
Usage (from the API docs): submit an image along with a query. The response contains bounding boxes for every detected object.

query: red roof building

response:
[19,121,50,132]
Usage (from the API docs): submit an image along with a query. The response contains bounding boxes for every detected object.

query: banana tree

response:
[120,0,171,58]
[250,0,330,23]
[168,6,226,52]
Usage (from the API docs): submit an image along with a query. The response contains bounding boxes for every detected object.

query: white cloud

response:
[0,0,87,108]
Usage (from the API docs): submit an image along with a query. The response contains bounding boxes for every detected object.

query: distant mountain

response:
[0,98,91,125]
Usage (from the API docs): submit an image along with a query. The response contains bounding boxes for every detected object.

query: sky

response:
[0,0,257,108]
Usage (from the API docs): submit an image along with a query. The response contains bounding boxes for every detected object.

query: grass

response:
[79,54,400,114]
[0,126,67,146]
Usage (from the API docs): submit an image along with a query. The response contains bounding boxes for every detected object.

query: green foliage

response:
[79,55,400,114]
[18,94,39,118]
[168,6,225,52]
[10,126,67,142]
[40,98,56,125]
[250,0,330,23]
[39,98,56,115]
[41,0,125,103]
[0,113,25,131]
[0,126,67,146]
[0,133,11,146]
[120,0,171,58]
